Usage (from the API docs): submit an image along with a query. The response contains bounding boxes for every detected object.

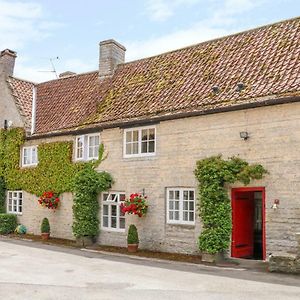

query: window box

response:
[166,188,195,225]
[123,126,156,158]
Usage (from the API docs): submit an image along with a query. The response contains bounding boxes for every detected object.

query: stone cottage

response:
[0,17,299,261]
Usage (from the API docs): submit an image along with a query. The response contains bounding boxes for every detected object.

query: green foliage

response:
[127,224,139,244]
[0,177,5,213]
[0,213,17,234]
[41,217,50,233]
[72,164,113,237]
[15,224,27,234]
[195,155,267,254]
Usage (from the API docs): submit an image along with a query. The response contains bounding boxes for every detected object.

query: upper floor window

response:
[22,146,38,167]
[75,133,100,161]
[166,188,195,225]
[101,192,126,231]
[124,126,156,158]
[7,191,23,215]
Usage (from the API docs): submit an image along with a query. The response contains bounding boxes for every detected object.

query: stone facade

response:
[15,101,300,256]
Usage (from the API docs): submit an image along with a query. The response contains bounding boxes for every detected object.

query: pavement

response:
[0,236,299,300]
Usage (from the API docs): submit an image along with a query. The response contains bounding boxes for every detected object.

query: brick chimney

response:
[99,39,126,79]
[0,49,17,76]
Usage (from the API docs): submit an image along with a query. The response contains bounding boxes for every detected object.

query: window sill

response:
[101,227,125,233]
[7,212,22,216]
[21,164,37,168]
[166,222,195,229]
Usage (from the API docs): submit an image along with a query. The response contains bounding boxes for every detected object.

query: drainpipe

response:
[31,86,37,135]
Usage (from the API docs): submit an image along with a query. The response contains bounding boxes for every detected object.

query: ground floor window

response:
[7,191,23,214]
[166,188,195,225]
[102,192,126,231]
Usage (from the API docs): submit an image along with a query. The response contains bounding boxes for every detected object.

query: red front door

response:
[232,191,255,258]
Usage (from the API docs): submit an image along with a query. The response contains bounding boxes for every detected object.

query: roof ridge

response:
[119,16,300,67]
[9,75,36,85]
[37,70,98,85]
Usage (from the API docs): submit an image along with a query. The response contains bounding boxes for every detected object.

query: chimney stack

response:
[0,49,17,76]
[99,39,126,79]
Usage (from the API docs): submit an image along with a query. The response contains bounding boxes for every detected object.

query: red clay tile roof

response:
[8,77,34,131]
[35,71,102,134]
[34,17,300,135]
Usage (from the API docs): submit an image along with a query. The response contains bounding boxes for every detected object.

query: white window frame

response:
[7,191,23,215]
[166,188,195,225]
[75,133,100,161]
[101,192,126,232]
[123,125,156,158]
[21,146,38,167]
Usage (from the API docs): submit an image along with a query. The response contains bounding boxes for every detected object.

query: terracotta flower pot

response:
[41,233,50,240]
[128,243,138,253]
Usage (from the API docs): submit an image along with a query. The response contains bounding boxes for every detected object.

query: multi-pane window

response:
[124,126,156,157]
[7,191,23,215]
[75,134,100,161]
[22,146,38,167]
[167,188,195,224]
[102,192,126,231]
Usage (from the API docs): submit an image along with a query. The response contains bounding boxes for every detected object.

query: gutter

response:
[27,95,300,140]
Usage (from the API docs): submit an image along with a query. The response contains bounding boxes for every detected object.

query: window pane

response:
[189,212,194,221]
[183,211,188,221]
[111,217,117,228]
[126,131,132,143]
[183,201,188,210]
[149,128,155,140]
[103,216,108,227]
[183,191,188,200]
[169,201,174,210]
[141,129,148,141]
[175,191,180,200]
[169,191,174,199]
[103,205,109,215]
[174,211,179,220]
[126,143,132,155]
[189,191,194,200]
[132,130,138,142]
[32,148,37,163]
[119,218,125,229]
[169,211,174,220]
[103,193,109,201]
[111,205,117,216]
[141,141,147,153]
[132,142,138,154]
[120,194,126,201]
[148,141,155,153]
[189,202,194,210]
[175,201,179,210]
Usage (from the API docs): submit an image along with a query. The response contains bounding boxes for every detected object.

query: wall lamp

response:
[271,199,280,210]
[3,120,13,130]
[240,131,249,140]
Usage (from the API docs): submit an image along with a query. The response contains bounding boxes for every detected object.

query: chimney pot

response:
[99,39,126,79]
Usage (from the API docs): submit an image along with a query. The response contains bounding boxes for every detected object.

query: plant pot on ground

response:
[127,224,139,253]
[41,217,50,240]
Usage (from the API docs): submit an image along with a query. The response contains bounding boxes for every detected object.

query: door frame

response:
[231,187,266,260]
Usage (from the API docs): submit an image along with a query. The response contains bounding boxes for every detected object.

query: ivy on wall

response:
[0,177,5,213]
[0,127,110,196]
[194,155,267,254]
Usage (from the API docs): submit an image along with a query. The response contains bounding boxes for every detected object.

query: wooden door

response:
[232,191,255,258]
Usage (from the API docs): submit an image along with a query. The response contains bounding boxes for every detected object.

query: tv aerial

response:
[38,56,59,79]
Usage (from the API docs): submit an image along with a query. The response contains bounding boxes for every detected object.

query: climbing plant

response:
[0,177,5,213]
[194,155,267,254]
[0,127,113,239]
[72,164,112,238]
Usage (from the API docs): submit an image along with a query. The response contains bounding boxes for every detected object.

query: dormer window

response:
[123,126,156,158]
[75,133,100,161]
[22,146,38,167]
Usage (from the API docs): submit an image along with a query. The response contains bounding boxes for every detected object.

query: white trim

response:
[101,192,126,232]
[30,87,37,135]
[21,146,38,167]
[74,133,100,161]
[166,188,195,225]
[7,191,23,215]
[123,125,156,158]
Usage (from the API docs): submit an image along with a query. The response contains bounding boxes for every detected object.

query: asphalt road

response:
[0,237,299,300]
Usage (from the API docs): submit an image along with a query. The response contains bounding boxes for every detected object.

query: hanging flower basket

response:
[120,193,148,217]
[38,191,60,210]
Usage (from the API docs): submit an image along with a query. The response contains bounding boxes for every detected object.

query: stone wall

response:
[17,101,300,255]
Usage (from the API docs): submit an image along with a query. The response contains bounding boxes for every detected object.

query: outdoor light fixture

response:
[3,120,13,130]
[240,131,249,140]
[271,199,280,210]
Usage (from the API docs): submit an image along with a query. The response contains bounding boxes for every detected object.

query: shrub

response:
[0,214,17,234]
[41,218,50,233]
[127,224,139,244]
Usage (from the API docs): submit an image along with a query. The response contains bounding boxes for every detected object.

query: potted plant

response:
[41,217,50,240]
[127,224,139,253]
[38,191,60,210]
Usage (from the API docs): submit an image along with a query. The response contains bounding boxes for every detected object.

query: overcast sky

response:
[0,0,298,82]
